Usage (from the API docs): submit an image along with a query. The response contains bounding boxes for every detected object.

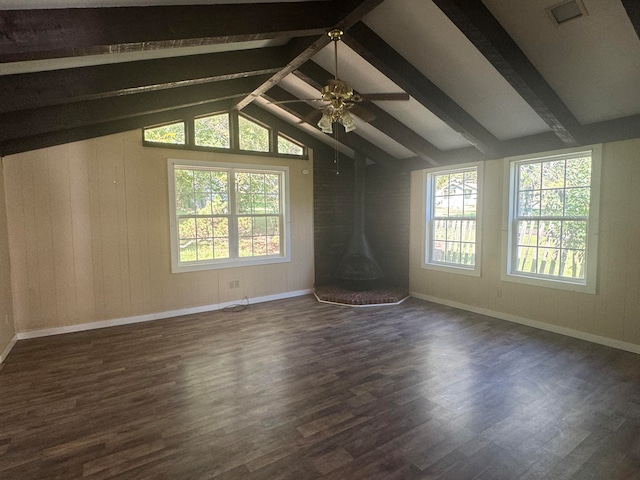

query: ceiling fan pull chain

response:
[334,130,340,175]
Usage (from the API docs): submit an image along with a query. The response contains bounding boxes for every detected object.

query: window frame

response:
[277,132,306,157]
[422,162,483,277]
[143,120,187,146]
[238,114,271,153]
[168,158,291,273]
[501,145,601,293]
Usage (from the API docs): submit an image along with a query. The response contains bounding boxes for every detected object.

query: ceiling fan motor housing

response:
[321,79,355,103]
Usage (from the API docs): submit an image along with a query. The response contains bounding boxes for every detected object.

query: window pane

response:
[144,122,185,144]
[565,187,590,216]
[278,135,304,155]
[460,242,475,266]
[179,218,196,241]
[562,249,585,279]
[446,220,460,241]
[267,235,280,255]
[214,238,229,259]
[516,220,538,247]
[427,167,479,269]
[542,160,565,189]
[518,191,540,217]
[541,189,564,216]
[565,157,591,187]
[561,221,587,250]
[197,238,213,260]
[171,163,286,269]
[516,245,537,273]
[267,217,279,236]
[239,116,269,152]
[434,220,447,240]
[537,248,560,275]
[510,152,595,285]
[518,162,541,191]
[180,240,197,262]
[434,196,449,217]
[194,113,230,148]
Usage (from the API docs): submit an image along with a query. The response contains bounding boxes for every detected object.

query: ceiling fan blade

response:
[351,104,377,123]
[297,109,323,125]
[267,98,326,105]
[359,93,410,101]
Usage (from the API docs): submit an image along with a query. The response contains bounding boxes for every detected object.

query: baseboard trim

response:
[410,292,640,355]
[0,334,17,364]
[16,289,314,341]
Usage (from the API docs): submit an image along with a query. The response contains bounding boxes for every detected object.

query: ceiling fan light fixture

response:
[341,111,356,132]
[318,111,333,134]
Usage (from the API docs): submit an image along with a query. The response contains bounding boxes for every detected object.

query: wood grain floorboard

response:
[1,296,640,479]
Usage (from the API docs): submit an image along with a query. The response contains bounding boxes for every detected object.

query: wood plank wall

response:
[0,161,16,354]
[2,130,314,333]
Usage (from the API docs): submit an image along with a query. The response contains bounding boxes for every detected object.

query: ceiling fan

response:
[272,29,410,134]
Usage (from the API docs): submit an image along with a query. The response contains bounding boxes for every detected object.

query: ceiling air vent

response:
[547,0,588,25]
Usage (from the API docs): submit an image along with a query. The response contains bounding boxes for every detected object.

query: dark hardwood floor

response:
[1,295,640,479]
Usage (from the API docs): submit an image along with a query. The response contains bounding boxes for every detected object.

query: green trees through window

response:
[426,166,479,271]
[513,155,592,279]
[239,116,269,152]
[143,122,185,144]
[170,160,288,271]
[195,113,230,148]
[143,112,305,156]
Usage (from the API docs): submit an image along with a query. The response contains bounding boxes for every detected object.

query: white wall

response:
[410,138,640,349]
[0,159,16,361]
[2,130,314,334]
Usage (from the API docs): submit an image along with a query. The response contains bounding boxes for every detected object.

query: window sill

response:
[501,271,595,294]
[422,262,481,277]
[172,255,290,274]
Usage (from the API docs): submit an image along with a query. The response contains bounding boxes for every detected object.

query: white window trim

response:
[168,158,291,273]
[501,145,601,294]
[422,161,483,277]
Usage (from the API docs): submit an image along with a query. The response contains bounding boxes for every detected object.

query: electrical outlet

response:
[234,280,240,288]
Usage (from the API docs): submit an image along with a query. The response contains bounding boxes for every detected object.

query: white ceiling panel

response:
[483,0,640,124]
[364,0,552,140]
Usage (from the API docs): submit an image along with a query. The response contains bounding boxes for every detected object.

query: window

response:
[194,113,230,148]
[168,159,289,272]
[424,163,482,276]
[278,134,304,156]
[143,121,185,145]
[503,146,601,293]
[238,115,270,152]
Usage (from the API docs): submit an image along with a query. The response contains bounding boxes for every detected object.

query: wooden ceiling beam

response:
[343,22,502,158]
[433,0,583,147]
[294,61,443,167]
[0,2,343,62]
[622,0,640,41]
[0,75,270,143]
[0,46,302,113]
[0,98,238,157]
[233,0,386,111]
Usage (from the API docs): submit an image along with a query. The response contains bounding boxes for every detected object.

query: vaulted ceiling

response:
[2,0,640,172]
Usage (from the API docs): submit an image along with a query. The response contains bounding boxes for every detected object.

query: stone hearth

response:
[314,285,409,307]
